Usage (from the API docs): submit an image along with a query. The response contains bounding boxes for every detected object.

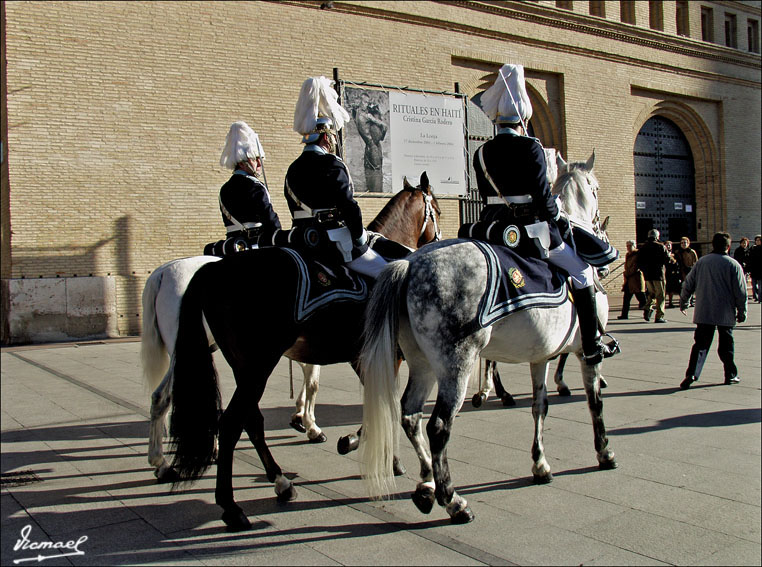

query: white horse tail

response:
[359,260,408,499]
[140,268,169,392]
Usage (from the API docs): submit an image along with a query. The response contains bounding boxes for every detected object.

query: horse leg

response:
[290,375,308,433]
[471,358,492,408]
[300,364,326,443]
[148,371,178,482]
[580,361,617,470]
[554,353,572,397]
[491,361,516,407]
[215,389,252,532]
[427,390,474,524]
[400,358,436,514]
[529,361,553,484]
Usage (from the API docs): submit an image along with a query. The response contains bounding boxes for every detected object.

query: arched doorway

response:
[634,116,696,244]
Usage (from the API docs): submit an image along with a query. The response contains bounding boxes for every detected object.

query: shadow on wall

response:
[1,216,140,345]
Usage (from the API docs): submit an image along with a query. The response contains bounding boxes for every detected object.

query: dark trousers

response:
[620,290,647,317]
[685,324,737,380]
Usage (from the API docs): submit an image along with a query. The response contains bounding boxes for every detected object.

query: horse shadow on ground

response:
[607,407,761,436]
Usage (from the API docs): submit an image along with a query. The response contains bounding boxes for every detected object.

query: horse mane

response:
[553,164,599,227]
[368,186,417,231]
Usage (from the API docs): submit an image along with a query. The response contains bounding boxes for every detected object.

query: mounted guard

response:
[204,121,282,256]
[460,63,618,366]
[280,75,389,279]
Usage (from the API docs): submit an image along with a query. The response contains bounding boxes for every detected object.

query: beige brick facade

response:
[1,0,760,343]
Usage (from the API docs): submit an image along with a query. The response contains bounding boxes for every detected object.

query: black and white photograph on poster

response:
[389,91,466,195]
[343,87,391,193]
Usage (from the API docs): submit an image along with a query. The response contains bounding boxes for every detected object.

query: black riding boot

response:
[572,285,606,366]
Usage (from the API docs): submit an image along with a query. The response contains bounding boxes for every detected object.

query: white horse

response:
[359,152,617,524]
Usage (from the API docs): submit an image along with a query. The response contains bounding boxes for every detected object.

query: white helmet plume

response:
[219,121,266,170]
[293,76,350,143]
[479,64,533,126]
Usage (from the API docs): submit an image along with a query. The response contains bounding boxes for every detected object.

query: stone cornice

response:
[275,0,761,85]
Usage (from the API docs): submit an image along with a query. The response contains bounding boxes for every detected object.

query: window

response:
[589,1,605,18]
[556,1,573,10]
[701,7,714,42]
[749,19,760,53]
[676,1,689,37]
[725,13,738,48]
[620,1,636,25]
[649,1,664,31]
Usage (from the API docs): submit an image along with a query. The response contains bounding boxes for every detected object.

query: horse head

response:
[371,172,441,248]
[553,150,603,237]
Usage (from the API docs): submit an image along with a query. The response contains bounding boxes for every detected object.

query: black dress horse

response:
[168,173,440,531]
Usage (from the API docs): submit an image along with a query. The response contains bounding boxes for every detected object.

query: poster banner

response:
[342,87,466,195]
[389,91,466,195]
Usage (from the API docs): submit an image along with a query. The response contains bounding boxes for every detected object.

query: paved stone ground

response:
[2,301,760,565]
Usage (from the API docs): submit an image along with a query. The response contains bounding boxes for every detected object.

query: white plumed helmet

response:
[293,76,350,143]
[219,121,266,170]
[478,63,533,126]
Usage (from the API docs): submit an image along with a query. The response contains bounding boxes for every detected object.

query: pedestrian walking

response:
[637,229,671,323]
[679,232,747,390]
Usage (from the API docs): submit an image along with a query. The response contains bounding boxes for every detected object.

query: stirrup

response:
[601,333,621,358]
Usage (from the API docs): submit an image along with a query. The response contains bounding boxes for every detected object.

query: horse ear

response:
[601,215,610,233]
[403,176,411,189]
[586,149,596,171]
[420,171,429,189]
[556,153,568,173]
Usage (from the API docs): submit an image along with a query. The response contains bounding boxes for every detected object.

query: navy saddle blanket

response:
[280,248,369,323]
[472,240,568,328]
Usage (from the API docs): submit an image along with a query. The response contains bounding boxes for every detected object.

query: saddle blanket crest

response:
[280,247,369,323]
[473,240,568,328]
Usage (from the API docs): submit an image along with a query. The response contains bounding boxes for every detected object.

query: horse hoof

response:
[309,432,328,444]
[411,487,435,514]
[599,458,618,470]
[471,393,484,408]
[155,467,180,484]
[276,484,298,502]
[557,386,572,397]
[290,417,307,433]
[599,377,609,389]
[532,472,553,484]
[450,506,475,524]
[221,508,252,532]
[392,457,406,477]
[337,435,358,455]
[501,393,516,407]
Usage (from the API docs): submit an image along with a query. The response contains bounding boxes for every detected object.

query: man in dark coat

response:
[637,229,671,323]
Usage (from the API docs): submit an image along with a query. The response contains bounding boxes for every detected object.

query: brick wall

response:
[2,0,760,341]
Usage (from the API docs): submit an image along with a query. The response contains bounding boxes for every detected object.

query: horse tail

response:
[140,268,169,392]
[168,271,221,484]
[359,259,408,499]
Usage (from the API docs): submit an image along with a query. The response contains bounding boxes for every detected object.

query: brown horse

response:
[166,172,440,531]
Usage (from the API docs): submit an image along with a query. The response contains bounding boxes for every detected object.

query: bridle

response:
[418,190,442,244]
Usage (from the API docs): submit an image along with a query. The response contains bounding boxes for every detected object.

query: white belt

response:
[486,195,533,205]
[226,222,262,234]
[293,208,335,220]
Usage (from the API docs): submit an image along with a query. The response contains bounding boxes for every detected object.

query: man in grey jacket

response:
[679,232,747,390]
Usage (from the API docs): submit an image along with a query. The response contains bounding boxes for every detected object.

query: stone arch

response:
[633,100,721,243]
